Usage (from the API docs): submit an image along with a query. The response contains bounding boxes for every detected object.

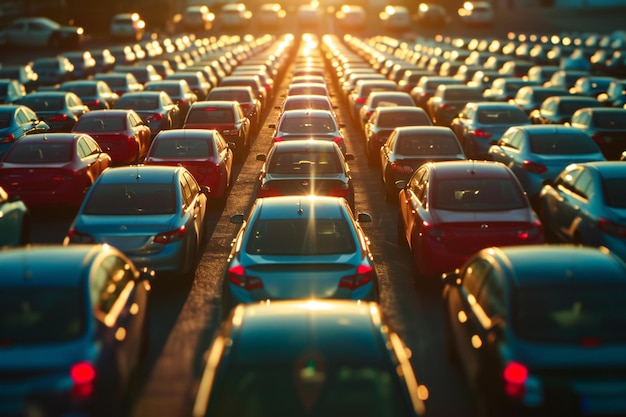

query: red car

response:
[0,133,111,209]
[183,101,251,162]
[72,109,152,165]
[144,129,234,200]
[396,160,544,280]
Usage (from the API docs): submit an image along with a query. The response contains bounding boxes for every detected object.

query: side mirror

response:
[441,270,460,287]
[256,154,266,162]
[230,214,245,224]
[357,212,372,223]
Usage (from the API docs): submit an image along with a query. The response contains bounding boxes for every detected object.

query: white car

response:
[0,17,84,49]
[458,1,494,25]
[109,13,146,41]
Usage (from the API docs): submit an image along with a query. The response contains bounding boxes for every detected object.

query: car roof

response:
[428,160,514,179]
[376,106,426,114]
[575,161,626,178]
[512,125,588,135]
[79,109,132,117]
[97,165,182,184]
[0,244,110,287]
[280,109,335,117]
[270,139,341,152]
[395,126,456,136]
[485,246,626,287]
[153,129,217,140]
[255,195,347,220]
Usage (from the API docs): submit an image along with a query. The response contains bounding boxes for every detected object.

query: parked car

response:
[450,102,530,159]
[71,109,152,165]
[93,72,144,97]
[508,85,569,115]
[0,64,39,92]
[569,107,626,160]
[223,195,378,311]
[206,86,262,134]
[381,126,465,200]
[255,140,355,210]
[193,300,427,417]
[569,75,617,98]
[268,109,346,155]
[482,77,539,102]
[0,16,84,49]
[276,94,336,123]
[183,100,251,161]
[182,5,215,31]
[0,133,111,210]
[114,64,163,87]
[0,104,50,159]
[18,91,89,132]
[488,125,606,202]
[144,79,197,122]
[62,51,96,79]
[348,79,398,123]
[113,91,181,136]
[144,129,234,201]
[379,5,412,32]
[219,74,268,112]
[0,186,29,246]
[597,80,626,107]
[539,161,626,261]
[410,76,463,111]
[442,245,626,417]
[529,95,602,125]
[0,244,151,417]
[0,79,26,104]
[166,71,211,101]
[458,1,493,25]
[426,85,484,127]
[65,165,209,277]
[109,13,146,41]
[60,80,120,110]
[358,91,415,131]
[397,160,544,279]
[31,56,74,86]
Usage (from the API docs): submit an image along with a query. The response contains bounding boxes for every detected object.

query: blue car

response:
[0,186,29,247]
[0,244,152,417]
[0,104,49,159]
[65,165,209,277]
[539,161,626,261]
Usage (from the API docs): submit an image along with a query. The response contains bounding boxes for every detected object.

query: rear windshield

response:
[5,143,72,163]
[476,109,528,124]
[65,85,96,96]
[268,151,341,174]
[442,89,483,101]
[0,113,10,129]
[397,134,462,156]
[557,100,597,115]
[20,96,64,111]
[279,116,336,133]
[284,99,331,112]
[529,133,598,155]
[150,138,213,158]
[116,96,158,110]
[433,178,527,211]
[593,112,626,129]
[146,85,180,97]
[377,111,431,128]
[74,116,125,132]
[208,91,251,102]
[514,284,626,344]
[0,288,85,345]
[83,183,176,215]
[186,108,235,124]
[604,178,626,208]
[246,218,356,255]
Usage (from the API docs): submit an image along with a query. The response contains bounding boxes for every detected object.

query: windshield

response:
[5,143,72,163]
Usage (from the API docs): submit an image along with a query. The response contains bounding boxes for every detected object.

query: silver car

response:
[269,109,346,154]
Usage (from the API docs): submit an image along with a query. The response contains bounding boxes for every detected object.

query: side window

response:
[180,174,193,207]
[184,171,200,196]
[461,258,491,298]
[387,131,397,149]
[510,131,525,149]
[408,167,426,195]
[77,137,91,158]
[556,166,582,189]
[499,132,517,149]
[86,136,102,154]
[477,269,503,320]
[162,93,173,106]
[129,112,141,127]
[94,255,134,316]
[15,108,30,125]
[573,168,593,198]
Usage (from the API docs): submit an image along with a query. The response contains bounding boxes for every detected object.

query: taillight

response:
[52,172,76,182]
[328,183,350,199]
[49,114,69,121]
[338,264,373,290]
[422,220,448,240]
[598,218,626,237]
[228,265,263,290]
[154,226,186,244]
[503,361,528,399]
[332,137,344,148]
[521,160,547,174]
[472,129,493,138]
[516,219,543,240]
[70,361,96,398]
[146,113,163,122]
[356,97,366,104]
[67,228,95,243]
[0,134,15,144]
[273,137,283,143]
[390,162,414,174]
[178,99,187,106]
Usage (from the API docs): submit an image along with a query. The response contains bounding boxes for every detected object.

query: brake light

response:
[0,134,15,144]
[178,99,187,106]
[154,226,186,244]
[146,113,163,122]
[273,137,283,142]
[70,361,96,398]
[503,361,528,399]
[592,133,609,144]
[49,114,69,121]
[390,162,414,174]
[67,228,95,243]
[338,264,373,290]
[356,97,366,104]
[332,137,344,148]
[440,104,456,112]
[598,218,626,237]
[472,129,493,138]
[327,183,350,199]
[228,265,263,290]
[52,172,76,182]
[522,160,547,174]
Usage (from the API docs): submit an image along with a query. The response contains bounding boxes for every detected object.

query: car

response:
[358,91,416,131]
[218,3,252,29]
[144,129,234,201]
[230,67,276,103]
[31,55,74,86]
[335,4,367,31]
[71,109,152,165]
[481,77,539,102]
[0,79,27,104]
[543,69,590,90]
[508,85,569,115]
[62,51,97,79]
[65,165,209,277]
[364,106,432,164]
[569,75,617,98]
[94,72,144,97]
[0,133,111,210]
[0,244,151,417]
[410,76,463,111]
[488,125,606,202]
[538,161,626,261]
[416,2,448,27]
[166,71,212,101]
[206,86,262,135]
[426,85,484,127]
[114,64,163,87]
[286,82,330,99]
[458,1,494,25]
[450,102,530,159]
[219,75,268,113]
[569,107,626,160]
[276,94,336,123]
[268,109,346,155]
[0,64,39,93]
[255,140,355,210]
[379,5,412,32]
[256,3,286,29]
[396,160,544,279]
[0,16,84,49]
[192,300,428,417]
[381,126,465,200]
[529,95,602,125]
[60,80,120,110]
[181,5,215,31]
[183,100,251,162]
[0,104,50,159]
[113,91,181,137]
[90,48,117,74]
[109,13,146,41]
[348,79,398,123]
[223,195,378,311]
[597,79,626,108]
[142,59,176,80]
[397,69,437,93]
[442,245,626,417]
[18,91,89,132]
[0,186,29,246]
[144,79,197,122]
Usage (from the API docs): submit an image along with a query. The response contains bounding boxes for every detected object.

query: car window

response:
[461,258,491,297]
[180,174,193,207]
[529,132,599,155]
[95,255,135,316]
[83,183,176,215]
[187,108,235,124]
[593,111,626,129]
[432,178,527,211]
[151,138,213,158]
[572,168,593,198]
[77,137,92,158]
[183,170,200,197]
[476,269,503,320]
[396,133,461,156]
[75,116,124,132]
[268,150,342,174]
[5,143,72,163]
[476,109,528,124]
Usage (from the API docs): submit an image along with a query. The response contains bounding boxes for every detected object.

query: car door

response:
[489,128,523,169]
[401,166,428,250]
[215,132,232,191]
[551,166,591,242]
[181,170,206,251]
[128,111,150,159]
